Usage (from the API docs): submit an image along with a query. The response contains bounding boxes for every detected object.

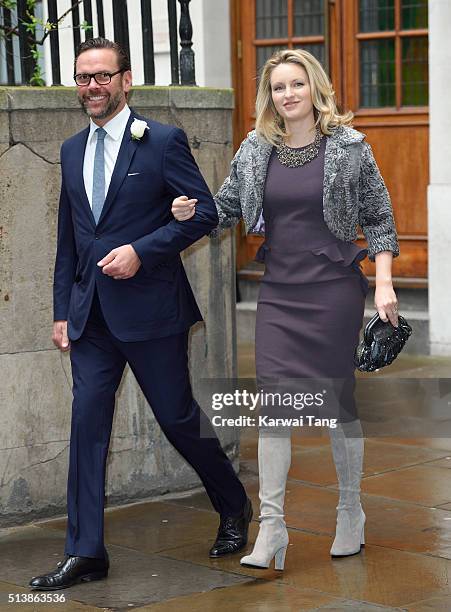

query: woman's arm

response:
[358,141,399,261]
[212,140,246,230]
[374,251,398,326]
[172,139,248,231]
[358,142,399,326]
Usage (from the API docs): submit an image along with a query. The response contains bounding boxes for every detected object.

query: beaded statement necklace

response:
[276,128,324,168]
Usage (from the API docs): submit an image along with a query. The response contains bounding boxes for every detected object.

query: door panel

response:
[343,0,428,282]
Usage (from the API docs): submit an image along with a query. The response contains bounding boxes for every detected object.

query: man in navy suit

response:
[29,38,251,591]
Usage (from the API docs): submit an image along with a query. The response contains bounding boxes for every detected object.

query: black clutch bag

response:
[354,313,413,372]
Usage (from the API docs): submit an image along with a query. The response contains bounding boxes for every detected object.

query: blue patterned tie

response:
[92,127,107,224]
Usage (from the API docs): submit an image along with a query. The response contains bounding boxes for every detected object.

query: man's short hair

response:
[74,37,131,73]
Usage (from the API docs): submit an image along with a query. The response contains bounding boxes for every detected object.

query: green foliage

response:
[29,46,45,86]
[80,20,93,33]
[0,0,89,86]
[1,1,18,10]
[24,13,39,35]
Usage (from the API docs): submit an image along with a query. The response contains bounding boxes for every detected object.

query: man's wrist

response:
[128,244,141,261]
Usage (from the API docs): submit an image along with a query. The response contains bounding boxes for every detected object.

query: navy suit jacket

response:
[53,110,219,341]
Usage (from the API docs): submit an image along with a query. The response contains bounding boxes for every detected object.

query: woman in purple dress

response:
[172,49,399,570]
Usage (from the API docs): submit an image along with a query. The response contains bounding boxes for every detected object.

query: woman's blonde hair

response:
[255,48,353,145]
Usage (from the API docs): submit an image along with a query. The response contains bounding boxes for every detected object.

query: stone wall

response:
[0,87,238,526]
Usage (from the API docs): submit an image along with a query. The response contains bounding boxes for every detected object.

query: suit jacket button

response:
[95,235,100,240]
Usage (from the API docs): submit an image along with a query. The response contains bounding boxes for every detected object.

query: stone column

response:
[428,0,451,355]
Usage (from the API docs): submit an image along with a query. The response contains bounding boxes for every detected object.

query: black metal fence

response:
[0,0,196,86]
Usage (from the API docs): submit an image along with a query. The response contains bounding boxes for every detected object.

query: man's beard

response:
[78,90,122,120]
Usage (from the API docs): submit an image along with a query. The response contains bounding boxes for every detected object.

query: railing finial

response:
[178,0,196,86]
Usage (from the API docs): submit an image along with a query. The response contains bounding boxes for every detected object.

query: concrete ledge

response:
[0,87,80,110]
[167,87,234,109]
[0,86,234,111]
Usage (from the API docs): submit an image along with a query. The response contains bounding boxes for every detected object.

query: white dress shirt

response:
[83,104,131,208]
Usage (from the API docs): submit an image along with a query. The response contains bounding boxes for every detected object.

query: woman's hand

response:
[172,195,197,221]
[374,251,398,326]
[375,281,398,326]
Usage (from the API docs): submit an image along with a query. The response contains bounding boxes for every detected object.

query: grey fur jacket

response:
[213,125,399,261]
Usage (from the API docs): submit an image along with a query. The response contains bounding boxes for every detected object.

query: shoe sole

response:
[331,544,365,558]
[240,562,270,570]
[240,561,285,572]
[30,571,108,591]
[209,542,247,558]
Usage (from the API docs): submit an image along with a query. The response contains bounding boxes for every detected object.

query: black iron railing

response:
[0,0,196,86]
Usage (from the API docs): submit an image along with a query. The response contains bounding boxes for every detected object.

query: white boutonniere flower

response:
[130,119,149,141]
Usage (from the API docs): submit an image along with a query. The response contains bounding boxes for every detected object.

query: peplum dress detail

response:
[254,136,369,420]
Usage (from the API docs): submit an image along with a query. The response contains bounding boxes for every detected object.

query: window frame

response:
[253,0,330,75]
[352,0,429,114]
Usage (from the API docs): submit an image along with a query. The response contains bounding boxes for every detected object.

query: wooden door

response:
[231,0,429,285]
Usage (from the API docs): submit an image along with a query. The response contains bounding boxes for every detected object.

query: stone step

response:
[238,269,428,311]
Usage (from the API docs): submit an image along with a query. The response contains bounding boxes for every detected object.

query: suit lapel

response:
[97,112,140,225]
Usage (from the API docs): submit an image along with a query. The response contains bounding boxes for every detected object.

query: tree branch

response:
[0,23,19,37]
[0,0,85,46]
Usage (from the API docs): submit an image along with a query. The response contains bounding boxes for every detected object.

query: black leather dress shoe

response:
[209,497,253,558]
[29,554,109,590]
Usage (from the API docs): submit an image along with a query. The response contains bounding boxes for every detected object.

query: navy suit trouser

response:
[65,290,247,559]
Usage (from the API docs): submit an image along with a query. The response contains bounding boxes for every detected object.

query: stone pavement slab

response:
[160,526,451,608]
[42,500,221,556]
[358,354,451,379]
[293,440,449,485]
[375,438,451,451]
[104,501,220,555]
[425,457,451,469]
[313,602,405,611]
[135,582,338,612]
[361,463,451,507]
[133,581,408,611]
[237,477,451,559]
[405,594,451,611]
[0,524,249,609]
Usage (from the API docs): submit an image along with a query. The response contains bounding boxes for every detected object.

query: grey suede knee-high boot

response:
[329,420,365,557]
[240,432,291,570]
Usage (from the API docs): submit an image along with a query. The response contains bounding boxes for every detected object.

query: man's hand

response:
[97,244,141,279]
[172,195,197,221]
[53,321,70,352]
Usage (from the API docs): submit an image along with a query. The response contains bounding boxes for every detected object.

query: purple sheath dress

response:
[255,136,368,420]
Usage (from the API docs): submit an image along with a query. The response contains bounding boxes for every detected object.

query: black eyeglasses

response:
[74,69,124,87]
